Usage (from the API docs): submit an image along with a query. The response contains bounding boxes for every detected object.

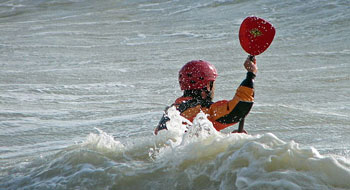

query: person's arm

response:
[154,106,170,135]
[240,72,256,88]
[240,56,257,88]
[208,57,257,131]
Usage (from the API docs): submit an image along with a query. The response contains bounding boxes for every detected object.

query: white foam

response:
[77,108,350,189]
[82,128,125,153]
[150,108,350,189]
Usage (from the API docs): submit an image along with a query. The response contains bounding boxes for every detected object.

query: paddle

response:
[237,16,275,132]
[239,16,276,60]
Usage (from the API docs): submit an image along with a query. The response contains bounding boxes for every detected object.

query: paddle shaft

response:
[238,118,245,133]
[248,55,255,61]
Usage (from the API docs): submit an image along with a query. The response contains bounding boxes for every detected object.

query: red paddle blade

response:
[239,16,275,56]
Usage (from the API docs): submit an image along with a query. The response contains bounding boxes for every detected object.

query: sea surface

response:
[0,0,349,189]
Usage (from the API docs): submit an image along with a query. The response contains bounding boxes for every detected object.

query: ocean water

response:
[0,0,349,189]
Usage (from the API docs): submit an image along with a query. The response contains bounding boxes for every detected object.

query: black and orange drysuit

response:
[156,72,255,132]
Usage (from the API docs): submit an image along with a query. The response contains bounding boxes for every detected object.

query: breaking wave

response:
[2,107,350,190]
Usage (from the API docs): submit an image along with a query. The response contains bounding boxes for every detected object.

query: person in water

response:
[154,56,257,135]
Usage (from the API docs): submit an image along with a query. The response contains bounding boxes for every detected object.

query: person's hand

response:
[154,127,159,135]
[244,56,257,74]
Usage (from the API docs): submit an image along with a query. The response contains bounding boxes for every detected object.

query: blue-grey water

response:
[0,0,349,189]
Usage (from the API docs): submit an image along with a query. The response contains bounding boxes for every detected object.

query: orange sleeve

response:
[208,85,254,131]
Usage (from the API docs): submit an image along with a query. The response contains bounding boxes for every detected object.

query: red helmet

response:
[179,60,218,90]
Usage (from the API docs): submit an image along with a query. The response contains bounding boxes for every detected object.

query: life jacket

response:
[173,85,254,131]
